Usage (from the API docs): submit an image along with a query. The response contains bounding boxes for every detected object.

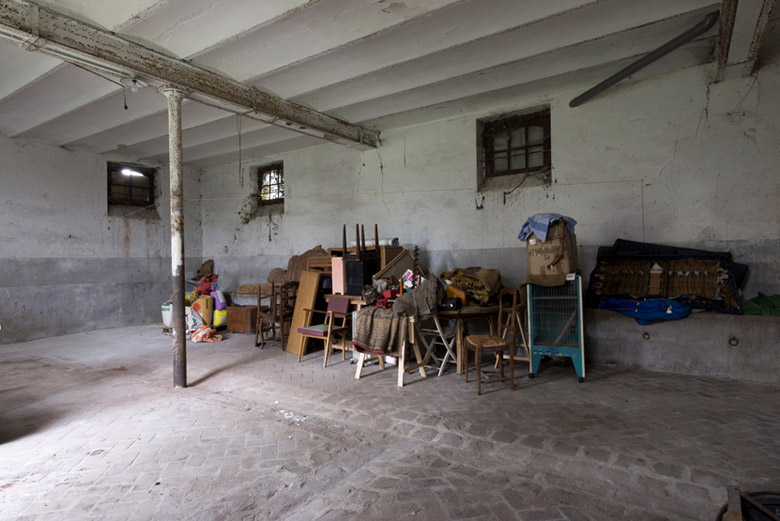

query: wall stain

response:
[145,219,151,259]
[123,218,131,266]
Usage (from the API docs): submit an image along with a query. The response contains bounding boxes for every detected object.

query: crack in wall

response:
[695,82,712,138]
[658,140,680,198]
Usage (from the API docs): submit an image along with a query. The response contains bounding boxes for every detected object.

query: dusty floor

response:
[1,324,779,520]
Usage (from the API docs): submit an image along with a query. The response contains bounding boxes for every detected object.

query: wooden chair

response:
[255,283,275,348]
[297,296,350,367]
[255,282,297,350]
[464,286,519,395]
[496,290,531,373]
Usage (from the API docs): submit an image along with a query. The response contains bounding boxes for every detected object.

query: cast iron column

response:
[160,85,188,388]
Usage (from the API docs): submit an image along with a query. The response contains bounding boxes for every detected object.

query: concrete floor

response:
[1,325,779,521]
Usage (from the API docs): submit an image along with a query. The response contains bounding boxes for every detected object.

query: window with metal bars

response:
[107,162,155,206]
[257,163,284,205]
[479,108,551,179]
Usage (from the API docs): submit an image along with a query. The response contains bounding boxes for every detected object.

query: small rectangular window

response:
[480,108,551,179]
[258,163,284,205]
[107,162,155,206]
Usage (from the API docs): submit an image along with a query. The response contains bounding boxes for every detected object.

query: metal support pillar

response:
[160,85,188,388]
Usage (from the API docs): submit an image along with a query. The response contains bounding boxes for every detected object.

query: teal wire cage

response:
[527,275,585,382]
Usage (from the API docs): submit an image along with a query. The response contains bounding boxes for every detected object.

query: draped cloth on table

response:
[352,307,405,355]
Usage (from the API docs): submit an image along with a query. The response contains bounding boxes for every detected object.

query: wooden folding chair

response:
[496,289,531,373]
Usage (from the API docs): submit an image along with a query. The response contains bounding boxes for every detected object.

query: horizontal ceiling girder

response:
[0,0,379,149]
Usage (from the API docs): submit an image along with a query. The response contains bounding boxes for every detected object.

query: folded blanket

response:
[440,267,502,305]
[392,275,443,318]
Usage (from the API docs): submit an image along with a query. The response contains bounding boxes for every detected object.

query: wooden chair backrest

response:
[497,286,519,346]
[327,297,350,325]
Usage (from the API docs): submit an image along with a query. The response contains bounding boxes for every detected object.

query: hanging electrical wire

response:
[68,62,130,109]
[236,114,244,188]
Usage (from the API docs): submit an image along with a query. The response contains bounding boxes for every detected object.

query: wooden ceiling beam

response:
[716,0,776,81]
[0,0,379,149]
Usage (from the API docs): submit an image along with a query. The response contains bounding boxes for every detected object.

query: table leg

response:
[456,319,464,375]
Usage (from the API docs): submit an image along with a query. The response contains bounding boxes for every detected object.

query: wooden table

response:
[437,305,499,374]
[324,294,368,310]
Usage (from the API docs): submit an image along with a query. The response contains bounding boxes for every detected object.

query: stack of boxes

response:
[524,217,579,282]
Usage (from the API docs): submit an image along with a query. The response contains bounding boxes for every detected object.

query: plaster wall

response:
[200,60,780,380]
[0,135,202,343]
[202,62,780,298]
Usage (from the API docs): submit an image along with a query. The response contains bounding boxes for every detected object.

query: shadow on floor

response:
[0,399,60,445]
[188,355,264,387]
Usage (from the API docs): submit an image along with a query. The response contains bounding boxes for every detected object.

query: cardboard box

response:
[227,305,257,333]
[192,296,214,325]
[526,220,579,277]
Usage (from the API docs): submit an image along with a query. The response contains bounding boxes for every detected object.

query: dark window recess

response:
[258,163,284,205]
[482,109,551,178]
[107,162,155,206]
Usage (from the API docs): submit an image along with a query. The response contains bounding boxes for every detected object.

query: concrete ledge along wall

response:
[200,60,780,381]
[0,135,202,343]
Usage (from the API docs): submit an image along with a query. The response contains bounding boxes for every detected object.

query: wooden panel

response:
[374,249,414,283]
[286,270,322,356]
[306,255,333,272]
[380,246,404,268]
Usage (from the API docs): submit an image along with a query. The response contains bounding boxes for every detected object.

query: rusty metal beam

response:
[161,84,188,389]
[570,11,719,108]
[0,0,379,149]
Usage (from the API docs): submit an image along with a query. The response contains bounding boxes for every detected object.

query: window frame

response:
[107,162,156,207]
[257,162,285,206]
[478,107,551,184]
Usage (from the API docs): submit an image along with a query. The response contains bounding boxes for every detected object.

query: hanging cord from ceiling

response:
[68,62,129,109]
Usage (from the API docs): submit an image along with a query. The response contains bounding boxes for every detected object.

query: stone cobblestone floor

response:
[1,325,779,520]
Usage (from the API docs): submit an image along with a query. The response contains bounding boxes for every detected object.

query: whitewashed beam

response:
[716,0,775,81]
[0,0,379,149]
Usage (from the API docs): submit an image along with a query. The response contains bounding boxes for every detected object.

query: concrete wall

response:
[199,59,780,380]
[586,310,780,384]
[202,62,780,297]
[0,135,202,343]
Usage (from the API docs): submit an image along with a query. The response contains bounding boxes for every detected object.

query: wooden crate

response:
[373,249,414,284]
[306,255,334,272]
[226,305,257,333]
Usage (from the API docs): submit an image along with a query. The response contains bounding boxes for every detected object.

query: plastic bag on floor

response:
[191,325,222,343]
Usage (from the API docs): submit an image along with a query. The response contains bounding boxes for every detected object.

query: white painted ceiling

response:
[0,0,776,169]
